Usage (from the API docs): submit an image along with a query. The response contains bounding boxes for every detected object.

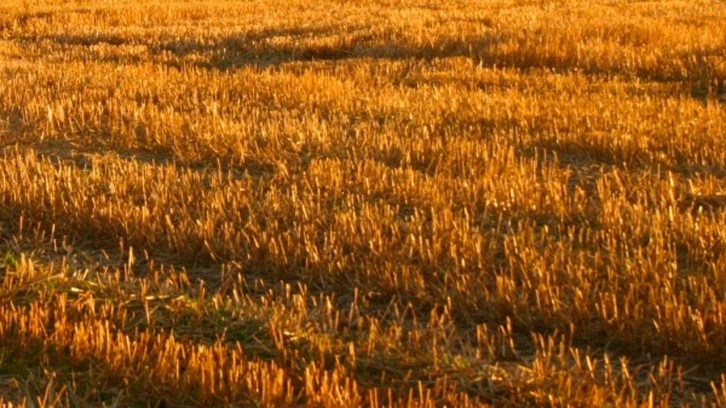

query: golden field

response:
[0,0,725,406]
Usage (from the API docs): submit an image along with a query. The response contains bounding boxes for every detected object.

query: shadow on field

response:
[3,139,280,185]
[538,140,726,188]
[14,25,492,69]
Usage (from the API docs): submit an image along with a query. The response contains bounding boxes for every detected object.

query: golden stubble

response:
[0,0,725,406]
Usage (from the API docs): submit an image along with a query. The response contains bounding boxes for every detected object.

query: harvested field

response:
[0,0,725,406]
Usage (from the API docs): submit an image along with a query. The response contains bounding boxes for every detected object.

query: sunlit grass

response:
[0,0,725,406]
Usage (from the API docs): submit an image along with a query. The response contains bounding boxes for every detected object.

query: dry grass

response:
[0,0,725,406]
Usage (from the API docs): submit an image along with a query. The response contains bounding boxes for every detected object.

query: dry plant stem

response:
[0,0,725,406]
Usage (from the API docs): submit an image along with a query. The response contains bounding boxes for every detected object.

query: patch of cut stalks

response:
[0,0,725,406]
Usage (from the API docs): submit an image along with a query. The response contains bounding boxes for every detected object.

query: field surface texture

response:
[1,0,726,406]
